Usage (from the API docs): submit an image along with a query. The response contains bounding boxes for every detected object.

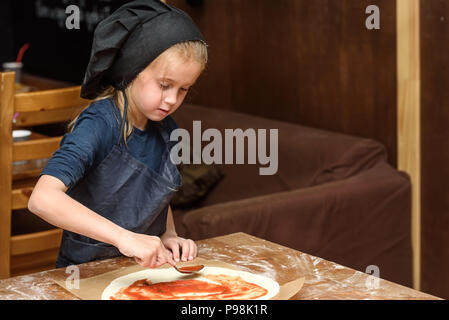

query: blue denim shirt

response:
[42,98,178,189]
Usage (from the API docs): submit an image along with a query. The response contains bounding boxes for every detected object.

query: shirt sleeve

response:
[41,105,115,188]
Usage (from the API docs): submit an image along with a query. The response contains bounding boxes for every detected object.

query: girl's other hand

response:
[161,235,197,263]
[116,230,176,268]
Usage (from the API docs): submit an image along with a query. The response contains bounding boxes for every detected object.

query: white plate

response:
[102,266,280,300]
[13,129,31,140]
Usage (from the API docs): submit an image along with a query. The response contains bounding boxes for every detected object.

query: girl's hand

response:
[161,234,197,263]
[116,230,176,268]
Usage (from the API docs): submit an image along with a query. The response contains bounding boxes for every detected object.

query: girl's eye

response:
[160,83,170,90]
[180,88,189,93]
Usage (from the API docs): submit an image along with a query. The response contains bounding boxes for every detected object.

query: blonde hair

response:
[69,40,208,141]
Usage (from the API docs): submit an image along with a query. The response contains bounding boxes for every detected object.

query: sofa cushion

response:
[171,163,224,209]
[179,162,412,287]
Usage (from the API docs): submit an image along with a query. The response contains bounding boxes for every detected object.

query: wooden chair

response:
[0,72,90,278]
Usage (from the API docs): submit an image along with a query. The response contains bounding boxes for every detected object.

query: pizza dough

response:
[101,266,280,300]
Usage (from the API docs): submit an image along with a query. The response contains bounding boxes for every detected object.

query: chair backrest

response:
[0,71,90,278]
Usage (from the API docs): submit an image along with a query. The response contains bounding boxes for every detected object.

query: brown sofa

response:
[171,103,413,288]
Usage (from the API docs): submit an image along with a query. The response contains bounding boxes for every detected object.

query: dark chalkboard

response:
[9,0,129,84]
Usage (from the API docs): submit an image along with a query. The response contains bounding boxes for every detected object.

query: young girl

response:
[28,0,208,269]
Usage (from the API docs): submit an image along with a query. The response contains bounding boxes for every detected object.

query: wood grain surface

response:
[420,0,449,299]
[168,0,398,167]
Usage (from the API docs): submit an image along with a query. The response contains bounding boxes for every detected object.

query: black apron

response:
[56,97,181,267]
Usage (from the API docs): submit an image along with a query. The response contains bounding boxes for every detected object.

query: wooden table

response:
[0,232,441,300]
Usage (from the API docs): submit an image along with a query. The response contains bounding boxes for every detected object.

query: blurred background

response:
[1,0,448,299]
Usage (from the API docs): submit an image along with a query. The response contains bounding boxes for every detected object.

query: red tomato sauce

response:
[177,265,203,272]
[110,274,269,300]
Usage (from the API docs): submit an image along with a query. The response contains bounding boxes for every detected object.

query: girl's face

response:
[128,55,203,129]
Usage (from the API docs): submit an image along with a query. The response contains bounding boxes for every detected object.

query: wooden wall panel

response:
[420,0,449,299]
[170,0,398,166]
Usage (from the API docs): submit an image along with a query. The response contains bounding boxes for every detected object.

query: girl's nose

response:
[163,90,177,106]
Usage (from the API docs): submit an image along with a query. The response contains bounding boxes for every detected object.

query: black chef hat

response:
[81,0,207,99]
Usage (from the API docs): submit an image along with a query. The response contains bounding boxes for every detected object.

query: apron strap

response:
[117,89,129,145]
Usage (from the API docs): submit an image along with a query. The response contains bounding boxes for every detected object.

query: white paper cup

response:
[12,129,31,165]
[2,62,23,83]
[13,129,31,141]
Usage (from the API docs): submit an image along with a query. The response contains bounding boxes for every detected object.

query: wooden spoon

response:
[174,265,205,274]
